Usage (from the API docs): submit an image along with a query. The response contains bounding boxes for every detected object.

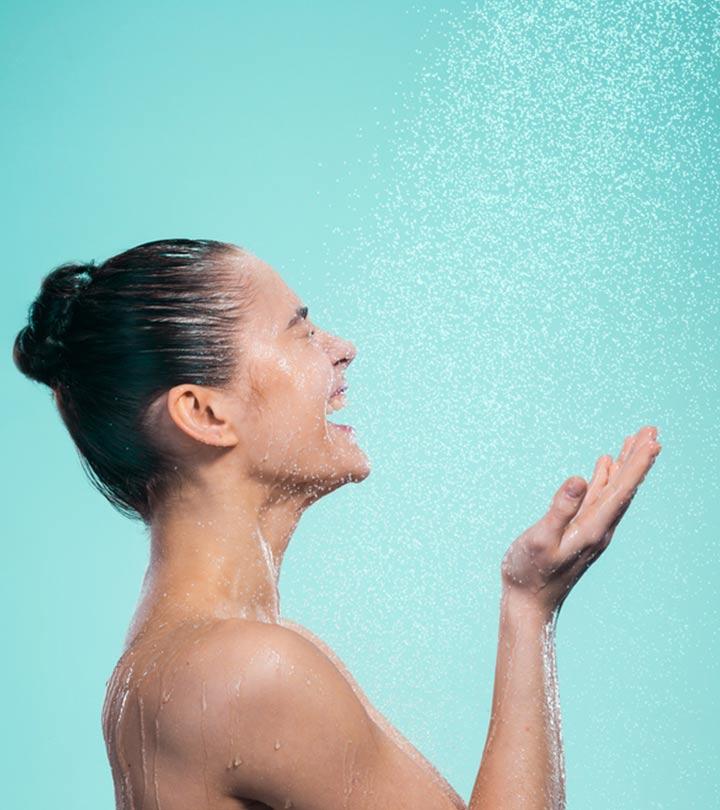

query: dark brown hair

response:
[13,238,254,523]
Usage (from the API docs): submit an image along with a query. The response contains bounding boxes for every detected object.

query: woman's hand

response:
[500,425,662,615]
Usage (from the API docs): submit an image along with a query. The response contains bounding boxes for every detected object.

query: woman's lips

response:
[326,384,355,436]
[329,383,348,400]
[329,422,357,443]
[329,423,354,433]
[326,389,347,415]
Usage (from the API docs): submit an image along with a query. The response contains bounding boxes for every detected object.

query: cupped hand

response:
[500,425,662,614]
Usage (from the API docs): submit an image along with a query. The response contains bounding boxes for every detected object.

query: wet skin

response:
[101,249,661,809]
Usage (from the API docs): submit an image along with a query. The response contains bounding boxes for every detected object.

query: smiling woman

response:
[12,237,661,809]
[12,239,369,524]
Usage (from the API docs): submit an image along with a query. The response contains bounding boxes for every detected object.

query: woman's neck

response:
[125,475,316,648]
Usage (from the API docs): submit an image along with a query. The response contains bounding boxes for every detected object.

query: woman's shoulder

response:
[103,616,353,752]
[114,616,350,707]
[186,616,353,696]
[142,616,372,758]
[176,615,331,667]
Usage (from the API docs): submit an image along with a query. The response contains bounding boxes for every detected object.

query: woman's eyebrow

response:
[286,305,308,329]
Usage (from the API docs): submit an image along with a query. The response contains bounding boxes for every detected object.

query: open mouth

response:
[325,385,356,435]
[325,385,348,418]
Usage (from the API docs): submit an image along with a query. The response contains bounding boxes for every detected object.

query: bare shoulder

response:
[192,616,376,734]
[183,616,368,704]
[171,618,377,807]
[169,618,463,810]
[277,617,373,702]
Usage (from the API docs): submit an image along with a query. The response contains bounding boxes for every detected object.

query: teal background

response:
[2,1,718,807]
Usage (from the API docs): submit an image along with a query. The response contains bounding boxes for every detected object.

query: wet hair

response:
[12,238,255,523]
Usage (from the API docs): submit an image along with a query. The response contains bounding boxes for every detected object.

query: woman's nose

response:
[330,333,357,367]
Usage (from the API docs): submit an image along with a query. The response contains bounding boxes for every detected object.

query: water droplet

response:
[274,740,281,750]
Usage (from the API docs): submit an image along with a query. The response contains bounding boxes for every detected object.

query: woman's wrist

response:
[500,583,559,628]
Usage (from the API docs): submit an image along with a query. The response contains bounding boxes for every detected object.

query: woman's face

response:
[226,251,371,494]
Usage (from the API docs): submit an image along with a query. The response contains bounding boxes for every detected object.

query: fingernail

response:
[566,482,583,498]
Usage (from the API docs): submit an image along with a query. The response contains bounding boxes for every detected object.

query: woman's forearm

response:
[466,429,661,808]
[468,587,565,810]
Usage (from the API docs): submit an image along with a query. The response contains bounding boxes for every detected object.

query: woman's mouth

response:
[325,386,348,416]
[330,423,356,437]
[325,386,355,435]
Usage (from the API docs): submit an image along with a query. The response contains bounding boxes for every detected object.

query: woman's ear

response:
[165,384,239,448]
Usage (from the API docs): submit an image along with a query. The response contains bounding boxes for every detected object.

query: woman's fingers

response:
[613,426,659,485]
[562,426,661,555]
[575,433,634,518]
[601,430,661,514]
[587,431,639,514]
[581,454,612,510]
[609,434,634,478]
[617,435,635,465]
[608,431,641,482]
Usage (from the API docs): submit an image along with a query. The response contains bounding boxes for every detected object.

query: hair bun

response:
[13,261,95,387]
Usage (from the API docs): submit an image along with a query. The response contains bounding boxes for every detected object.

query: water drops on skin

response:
[274,739,282,750]
[199,678,212,806]
[138,693,149,806]
[541,619,565,808]
[227,756,244,769]
[342,739,357,805]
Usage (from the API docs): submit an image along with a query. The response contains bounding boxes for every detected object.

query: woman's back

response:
[102,619,265,809]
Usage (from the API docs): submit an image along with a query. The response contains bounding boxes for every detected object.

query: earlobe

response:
[166,384,238,448]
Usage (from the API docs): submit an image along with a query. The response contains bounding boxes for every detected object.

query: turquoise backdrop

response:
[2,1,718,807]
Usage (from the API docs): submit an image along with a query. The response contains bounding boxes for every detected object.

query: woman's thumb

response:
[542,476,587,536]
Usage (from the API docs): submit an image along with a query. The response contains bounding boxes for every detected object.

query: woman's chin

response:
[346,455,372,483]
[301,456,370,501]
[323,424,371,483]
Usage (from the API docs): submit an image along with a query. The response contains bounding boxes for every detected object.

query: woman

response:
[13,238,661,809]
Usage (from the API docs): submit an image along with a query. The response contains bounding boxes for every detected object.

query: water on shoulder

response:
[101,618,272,810]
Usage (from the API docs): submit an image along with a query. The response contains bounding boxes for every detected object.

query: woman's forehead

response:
[238,253,300,325]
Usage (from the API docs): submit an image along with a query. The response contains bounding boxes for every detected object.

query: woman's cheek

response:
[275,356,292,376]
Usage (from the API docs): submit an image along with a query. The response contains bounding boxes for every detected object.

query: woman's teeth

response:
[325,390,347,415]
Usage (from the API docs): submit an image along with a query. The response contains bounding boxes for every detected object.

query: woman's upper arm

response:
[202,622,464,810]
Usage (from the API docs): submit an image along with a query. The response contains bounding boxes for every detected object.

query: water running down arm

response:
[468,425,661,809]
[470,589,564,808]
